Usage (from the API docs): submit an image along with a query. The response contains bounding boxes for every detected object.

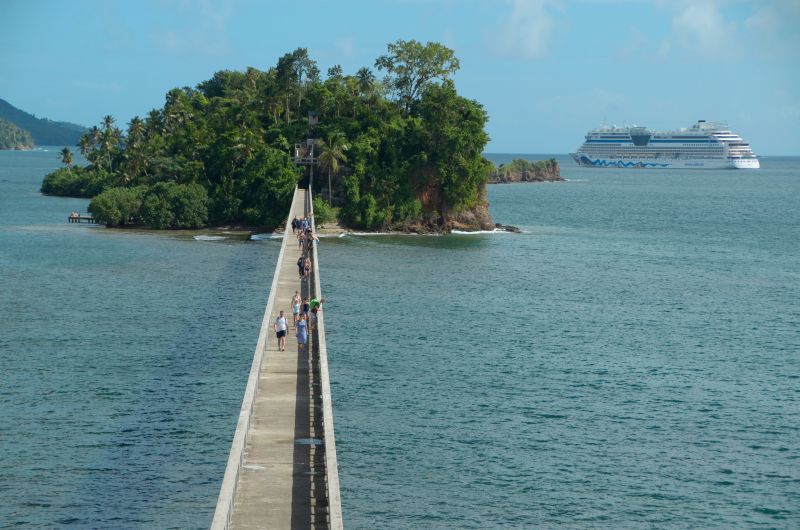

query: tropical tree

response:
[99,115,121,172]
[60,147,73,169]
[375,39,460,114]
[356,67,376,106]
[78,134,92,158]
[316,132,348,204]
[291,48,317,117]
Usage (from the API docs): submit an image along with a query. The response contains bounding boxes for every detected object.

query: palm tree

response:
[78,134,92,158]
[356,67,375,99]
[60,147,73,170]
[122,117,145,185]
[316,132,348,204]
[100,115,119,171]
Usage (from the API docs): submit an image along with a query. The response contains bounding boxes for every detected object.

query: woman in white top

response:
[291,291,301,327]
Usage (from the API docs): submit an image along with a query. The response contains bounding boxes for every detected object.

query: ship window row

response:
[580,146,724,152]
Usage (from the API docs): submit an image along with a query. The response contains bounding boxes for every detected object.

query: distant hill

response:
[0,98,87,146]
[0,117,34,149]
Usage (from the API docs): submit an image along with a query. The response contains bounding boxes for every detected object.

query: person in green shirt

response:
[309,297,324,330]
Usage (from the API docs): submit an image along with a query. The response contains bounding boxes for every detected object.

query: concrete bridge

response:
[211,185,343,529]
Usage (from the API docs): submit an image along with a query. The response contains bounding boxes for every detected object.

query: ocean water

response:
[323,155,800,528]
[0,148,277,527]
[1,149,798,528]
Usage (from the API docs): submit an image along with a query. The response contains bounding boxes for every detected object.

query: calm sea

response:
[1,149,798,528]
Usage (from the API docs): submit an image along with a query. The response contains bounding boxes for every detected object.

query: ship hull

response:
[570,154,760,169]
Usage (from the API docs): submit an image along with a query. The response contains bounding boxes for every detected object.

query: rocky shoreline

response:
[488,158,563,183]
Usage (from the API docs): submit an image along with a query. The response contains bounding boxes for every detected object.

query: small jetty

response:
[211,183,342,529]
[67,213,96,223]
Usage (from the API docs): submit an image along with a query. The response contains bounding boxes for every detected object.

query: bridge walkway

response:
[226,187,327,529]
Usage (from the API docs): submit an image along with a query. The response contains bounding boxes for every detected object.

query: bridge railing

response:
[307,188,344,530]
[210,186,298,530]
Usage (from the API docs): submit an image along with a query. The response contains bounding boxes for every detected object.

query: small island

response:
[488,158,563,183]
[0,118,34,150]
[41,40,502,233]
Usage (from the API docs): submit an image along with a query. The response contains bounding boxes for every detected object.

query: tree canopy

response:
[42,40,492,232]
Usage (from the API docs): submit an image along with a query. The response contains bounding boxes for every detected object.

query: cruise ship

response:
[571,120,759,169]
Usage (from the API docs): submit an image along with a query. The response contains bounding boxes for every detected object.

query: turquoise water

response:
[0,149,278,527]
[1,150,798,527]
[323,155,800,528]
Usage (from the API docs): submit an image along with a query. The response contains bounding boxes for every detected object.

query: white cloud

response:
[618,0,800,62]
[667,1,737,58]
[489,0,561,60]
[151,0,233,57]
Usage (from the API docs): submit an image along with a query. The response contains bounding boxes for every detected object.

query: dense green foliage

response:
[0,118,34,149]
[88,187,145,227]
[42,40,492,231]
[141,182,209,228]
[41,166,114,197]
[489,158,561,183]
[0,98,86,145]
[498,158,558,174]
[312,196,335,227]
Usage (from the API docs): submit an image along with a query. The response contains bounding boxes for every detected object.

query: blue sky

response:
[1,0,798,154]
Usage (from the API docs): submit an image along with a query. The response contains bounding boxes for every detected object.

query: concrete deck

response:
[212,184,341,530]
[228,188,312,529]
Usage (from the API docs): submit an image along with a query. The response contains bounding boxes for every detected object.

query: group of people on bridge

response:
[272,213,324,353]
[273,291,324,353]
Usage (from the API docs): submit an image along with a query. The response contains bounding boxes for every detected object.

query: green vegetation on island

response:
[0,98,87,146]
[0,118,34,150]
[488,158,563,183]
[41,40,495,232]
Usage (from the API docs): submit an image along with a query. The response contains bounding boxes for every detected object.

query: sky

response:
[1,0,798,155]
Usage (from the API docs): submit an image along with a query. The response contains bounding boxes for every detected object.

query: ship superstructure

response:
[570,120,759,169]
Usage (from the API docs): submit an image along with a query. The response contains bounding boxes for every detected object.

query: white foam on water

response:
[339,231,425,237]
[250,233,282,240]
[451,229,512,235]
[193,235,228,241]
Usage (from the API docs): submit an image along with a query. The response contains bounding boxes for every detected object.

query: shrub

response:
[312,196,336,227]
[89,186,145,226]
[41,167,114,198]
[141,182,208,229]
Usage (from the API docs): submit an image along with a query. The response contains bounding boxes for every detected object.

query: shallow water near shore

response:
[1,150,799,527]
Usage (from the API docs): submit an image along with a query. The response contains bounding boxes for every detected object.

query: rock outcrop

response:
[489,158,563,183]
[448,187,495,231]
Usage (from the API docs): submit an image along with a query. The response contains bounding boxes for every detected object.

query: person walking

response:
[273,310,288,351]
[296,313,308,352]
[303,257,311,278]
[291,291,301,327]
[297,256,304,279]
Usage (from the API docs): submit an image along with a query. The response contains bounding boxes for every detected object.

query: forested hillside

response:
[0,98,87,146]
[42,40,494,231]
[0,118,34,149]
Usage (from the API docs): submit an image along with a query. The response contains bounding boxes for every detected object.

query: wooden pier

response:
[67,214,96,223]
[211,185,342,529]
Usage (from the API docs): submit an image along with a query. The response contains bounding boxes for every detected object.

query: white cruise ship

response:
[570,120,759,169]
